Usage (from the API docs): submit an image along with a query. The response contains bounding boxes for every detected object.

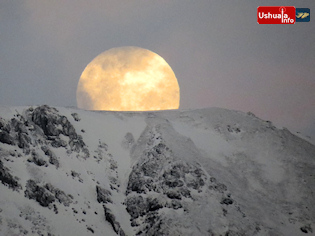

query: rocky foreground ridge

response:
[0,105,314,236]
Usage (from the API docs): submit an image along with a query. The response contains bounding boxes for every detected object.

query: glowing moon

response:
[76,46,180,111]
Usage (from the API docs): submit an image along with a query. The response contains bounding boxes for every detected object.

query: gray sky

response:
[1,0,314,139]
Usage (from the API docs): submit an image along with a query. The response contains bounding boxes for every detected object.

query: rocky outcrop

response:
[24,180,72,208]
[0,131,15,145]
[95,185,125,235]
[0,160,21,191]
[29,106,89,156]
[103,206,126,236]
[41,146,59,168]
[124,125,248,235]
[27,150,48,167]
[45,183,73,207]
[24,180,56,207]
[125,131,211,235]
[96,185,112,204]
[0,119,14,145]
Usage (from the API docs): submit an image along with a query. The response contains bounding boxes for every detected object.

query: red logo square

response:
[257,6,296,24]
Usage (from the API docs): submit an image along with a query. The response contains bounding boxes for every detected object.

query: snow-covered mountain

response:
[0,105,314,236]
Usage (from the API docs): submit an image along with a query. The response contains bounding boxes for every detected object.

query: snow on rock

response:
[0,105,314,236]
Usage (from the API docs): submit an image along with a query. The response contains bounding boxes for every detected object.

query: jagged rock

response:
[3,123,11,133]
[24,180,72,208]
[28,156,46,167]
[31,105,61,136]
[51,139,67,148]
[28,150,47,166]
[11,118,28,134]
[17,132,31,149]
[59,116,77,139]
[45,183,72,207]
[25,180,55,207]
[96,185,112,204]
[41,145,49,154]
[144,214,172,236]
[31,106,75,139]
[126,196,147,219]
[28,105,88,156]
[0,120,3,130]
[147,197,163,212]
[127,176,152,194]
[41,146,59,168]
[103,206,126,236]
[0,160,21,191]
[0,131,15,145]
[49,155,59,167]
[125,135,216,235]
[69,136,85,153]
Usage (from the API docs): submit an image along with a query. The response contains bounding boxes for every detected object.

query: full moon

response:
[76,47,180,111]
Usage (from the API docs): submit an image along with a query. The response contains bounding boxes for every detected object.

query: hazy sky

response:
[1,1,314,139]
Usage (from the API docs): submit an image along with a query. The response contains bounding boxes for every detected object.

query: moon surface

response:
[76,47,180,111]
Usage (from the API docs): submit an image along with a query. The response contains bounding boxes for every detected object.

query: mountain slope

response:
[0,105,314,236]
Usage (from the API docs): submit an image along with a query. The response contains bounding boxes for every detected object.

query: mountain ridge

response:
[0,105,314,235]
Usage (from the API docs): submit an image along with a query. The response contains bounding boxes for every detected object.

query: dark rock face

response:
[96,185,125,235]
[0,131,15,145]
[25,180,55,207]
[0,118,16,145]
[0,105,88,174]
[28,150,47,167]
[0,160,21,191]
[24,180,72,208]
[96,185,112,204]
[126,196,147,219]
[41,146,59,168]
[1,112,31,152]
[126,144,207,199]
[30,105,89,156]
[124,125,247,235]
[0,118,11,132]
[18,132,31,149]
[31,106,61,137]
[45,183,73,207]
[125,131,211,235]
[11,118,28,134]
[103,206,126,236]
